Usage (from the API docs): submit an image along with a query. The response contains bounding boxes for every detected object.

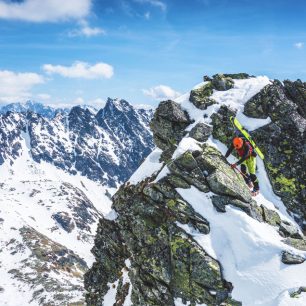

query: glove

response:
[230,163,237,169]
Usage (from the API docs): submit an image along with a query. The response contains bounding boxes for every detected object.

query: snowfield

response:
[0,135,114,305]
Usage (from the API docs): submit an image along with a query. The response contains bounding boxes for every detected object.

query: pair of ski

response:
[230,116,264,160]
[230,116,263,197]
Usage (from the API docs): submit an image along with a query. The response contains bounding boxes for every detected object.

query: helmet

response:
[233,137,243,149]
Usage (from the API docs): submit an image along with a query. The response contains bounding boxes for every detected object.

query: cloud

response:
[0,0,91,22]
[0,70,44,103]
[143,85,181,101]
[37,93,51,101]
[42,61,114,79]
[73,97,85,104]
[133,0,167,11]
[294,42,304,49]
[69,20,105,37]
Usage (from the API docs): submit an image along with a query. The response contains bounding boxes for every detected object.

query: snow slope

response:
[130,76,306,306]
[0,135,115,305]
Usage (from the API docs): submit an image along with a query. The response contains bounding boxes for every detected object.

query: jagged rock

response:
[192,145,251,203]
[211,73,235,91]
[290,286,306,298]
[261,206,281,226]
[189,122,212,142]
[279,221,303,239]
[223,73,251,79]
[165,198,210,234]
[207,171,251,203]
[168,154,209,193]
[283,79,306,119]
[281,251,305,264]
[86,75,306,306]
[166,174,191,189]
[211,105,237,144]
[242,81,306,228]
[210,195,263,221]
[283,238,306,251]
[85,161,240,305]
[150,100,192,161]
[84,218,128,305]
[52,212,75,233]
[189,82,217,110]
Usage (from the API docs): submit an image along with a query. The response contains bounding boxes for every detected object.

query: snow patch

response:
[129,148,163,185]
[176,187,306,306]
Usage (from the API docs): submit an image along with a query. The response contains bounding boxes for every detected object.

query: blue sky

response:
[0,0,305,107]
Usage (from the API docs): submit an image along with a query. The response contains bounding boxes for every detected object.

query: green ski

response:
[230,116,265,160]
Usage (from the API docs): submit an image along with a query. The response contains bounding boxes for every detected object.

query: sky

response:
[0,0,305,107]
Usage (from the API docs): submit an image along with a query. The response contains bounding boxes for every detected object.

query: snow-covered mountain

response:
[0,98,154,305]
[0,98,154,187]
[0,101,69,119]
[85,74,306,306]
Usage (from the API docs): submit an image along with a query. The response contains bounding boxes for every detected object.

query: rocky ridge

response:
[85,74,306,306]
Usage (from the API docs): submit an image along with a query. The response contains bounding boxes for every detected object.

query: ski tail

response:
[230,116,265,160]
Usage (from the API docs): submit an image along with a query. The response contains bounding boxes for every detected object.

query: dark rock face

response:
[283,79,306,119]
[150,100,192,161]
[281,251,305,265]
[52,212,75,233]
[0,99,154,187]
[223,73,251,80]
[189,123,212,142]
[211,105,237,144]
[189,82,217,110]
[244,81,306,227]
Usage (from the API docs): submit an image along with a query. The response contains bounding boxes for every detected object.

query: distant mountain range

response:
[0,98,154,187]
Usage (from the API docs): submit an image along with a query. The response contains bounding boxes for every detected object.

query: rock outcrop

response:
[243,81,306,228]
[85,74,306,306]
[85,145,250,306]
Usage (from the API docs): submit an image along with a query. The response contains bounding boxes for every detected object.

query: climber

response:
[225,136,260,196]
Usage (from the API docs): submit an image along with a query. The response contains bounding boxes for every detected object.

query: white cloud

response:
[42,61,114,79]
[37,93,51,101]
[133,0,167,11]
[0,0,91,22]
[143,85,181,101]
[73,97,85,104]
[0,70,44,103]
[69,20,105,37]
[294,42,304,49]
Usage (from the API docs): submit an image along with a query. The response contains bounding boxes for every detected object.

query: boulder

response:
[279,221,303,239]
[150,100,192,161]
[261,206,281,226]
[281,251,305,265]
[189,82,217,110]
[211,73,235,91]
[211,105,236,144]
[189,122,212,142]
